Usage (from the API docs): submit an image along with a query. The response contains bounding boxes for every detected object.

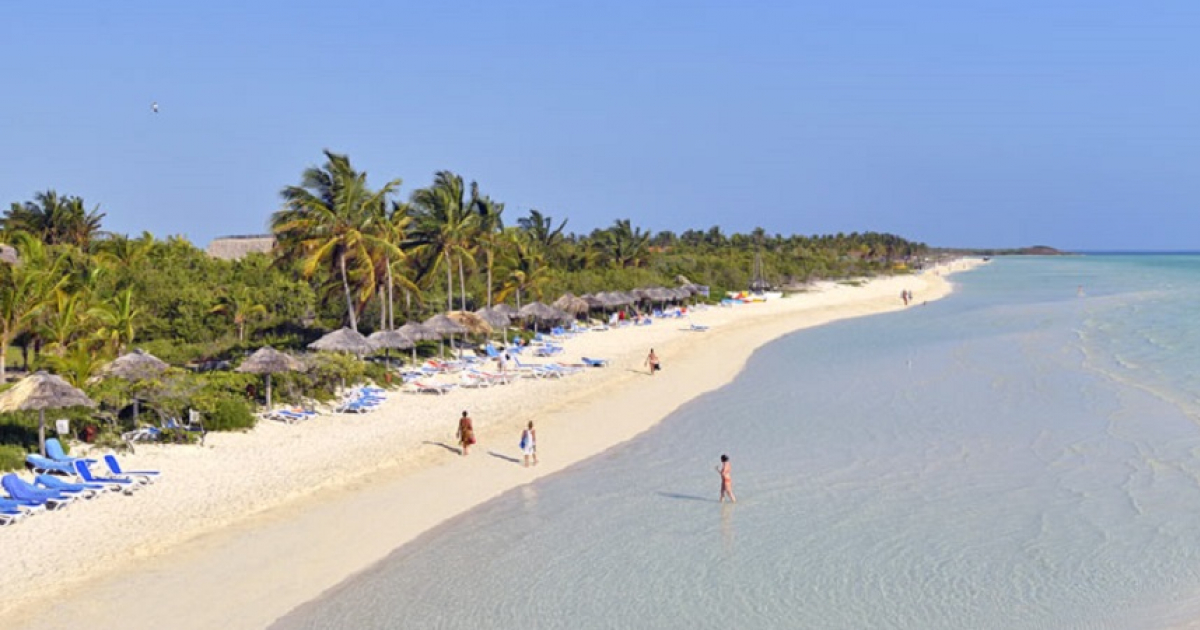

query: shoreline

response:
[5,260,981,629]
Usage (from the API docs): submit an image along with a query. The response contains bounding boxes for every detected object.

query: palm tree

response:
[496,231,552,309]
[470,182,505,308]
[409,171,479,311]
[597,219,652,268]
[517,209,567,262]
[89,287,142,354]
[210,286,269,341]
[0,234,68,380]
[271,150,401,331]
[1,190,106,249]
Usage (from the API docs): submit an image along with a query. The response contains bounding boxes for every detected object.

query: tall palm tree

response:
[409,171,479,311]
[496,231,551,309]
[470,182,505,308]
[517,209,567,262]
[0,234,68,380]
[598,219,652,268]
[1,190,106,249]
[271,150,401,331]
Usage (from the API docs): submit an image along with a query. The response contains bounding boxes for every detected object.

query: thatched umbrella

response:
[236,347,303,409]
[553,293,589,317]
[395,322,440,363]
[0,244,18,265]
[308,327,375,354]
[492,303,518,317]
[474,307,511,329]
[424,314,469,357]
[475,307,512,344]
[518,301,570,332]
[0,371,97,456]
[447,311,492,336]
[101,348,169,423]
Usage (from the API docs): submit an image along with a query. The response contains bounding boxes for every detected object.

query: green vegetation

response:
[0,152,931,467]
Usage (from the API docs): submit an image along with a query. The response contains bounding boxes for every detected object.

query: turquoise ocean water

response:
[273,255,1200,629]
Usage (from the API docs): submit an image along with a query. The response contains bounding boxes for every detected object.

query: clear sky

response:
[4,1,1199,251]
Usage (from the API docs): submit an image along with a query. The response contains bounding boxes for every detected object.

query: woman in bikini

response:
[717,454,736,503]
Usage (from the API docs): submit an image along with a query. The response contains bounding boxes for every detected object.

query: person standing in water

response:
[457,410,476,456]
[717,454,736,503]
[519,421,537,467]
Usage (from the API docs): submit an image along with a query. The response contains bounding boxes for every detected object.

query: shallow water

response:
[273,256,1200,629]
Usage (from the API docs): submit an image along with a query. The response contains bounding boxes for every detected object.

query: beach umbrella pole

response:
[38,409,46,456]
[266,374,273,410]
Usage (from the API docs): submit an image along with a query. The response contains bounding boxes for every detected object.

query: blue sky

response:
[4,1,1199,250]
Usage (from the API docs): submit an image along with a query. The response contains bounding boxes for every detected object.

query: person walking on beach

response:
[717,454,736,503]
[645,348,660,375]
[457,410,476,456]
[519,421,537,467]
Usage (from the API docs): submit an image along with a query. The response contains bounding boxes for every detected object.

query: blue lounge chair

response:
[73,460,141,493]
[46,438,95,465]
[26,453,77,476]
[102,454,160,482]
[35,474,105,498]
[2,474,74,510]
[582,357,609,367]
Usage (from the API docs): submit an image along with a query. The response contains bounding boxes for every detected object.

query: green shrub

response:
[0,444,25,472]
[198,395,256,432]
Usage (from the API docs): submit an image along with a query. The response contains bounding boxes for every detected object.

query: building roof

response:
[205,235,276,260]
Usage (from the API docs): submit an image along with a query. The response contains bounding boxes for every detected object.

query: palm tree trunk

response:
[386,258,395,330]
[445,251,453,312]
[458,257,467,311]
[339,251,357,331]
[486,250,494,309]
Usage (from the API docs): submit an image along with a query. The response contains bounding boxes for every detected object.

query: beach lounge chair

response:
[73,460,141,494]
[102,454,160,483]
[25,454,77,476]
[165,410,207,444]
[0,503,25,525]
[581,357,609,368]
[2,474,74,510]
[35,474,105,499]
[459,372,490,388]
[45,438,95,466]
[0,495,38,515]
[410,380,455,395]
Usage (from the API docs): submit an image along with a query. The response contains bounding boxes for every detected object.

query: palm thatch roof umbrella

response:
[367,330,415,369]
[475,307,512,344]
[518,301,570,333]
[101,348,169,423]
[236,347,303,410]
[386,321,439,360]
[447,311,492,336]
[552,293,589,318]
[308,327,375,355]
[0,371,96,456]
[491,303,519,317]
[424,314,469,358]
[393,322,440,363]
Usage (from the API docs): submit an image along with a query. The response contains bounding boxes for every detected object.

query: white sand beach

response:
[2,261,981,630]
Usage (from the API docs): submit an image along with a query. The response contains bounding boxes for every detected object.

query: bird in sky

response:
[152,101,159,113]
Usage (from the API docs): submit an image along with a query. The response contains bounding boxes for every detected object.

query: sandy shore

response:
[3,260,981,629]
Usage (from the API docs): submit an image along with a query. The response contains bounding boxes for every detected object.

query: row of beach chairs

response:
[3,439,159,526]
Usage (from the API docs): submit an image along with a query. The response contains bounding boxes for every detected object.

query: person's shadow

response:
[488,451,521,464]
[656,491,715,502]
[424,440,462,455]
